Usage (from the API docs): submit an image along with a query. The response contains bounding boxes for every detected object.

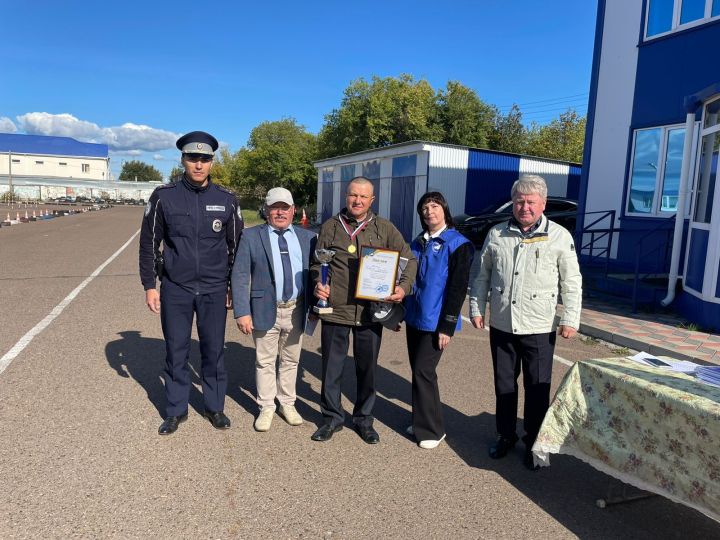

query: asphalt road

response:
[0,206,717,539]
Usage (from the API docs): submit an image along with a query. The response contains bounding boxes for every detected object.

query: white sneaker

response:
[254,408,274,432]
[278,404,303,426]
[406,425,414,436]
[419,434,446,449]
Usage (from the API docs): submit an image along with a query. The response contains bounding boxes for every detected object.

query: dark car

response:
[454,197,577,248]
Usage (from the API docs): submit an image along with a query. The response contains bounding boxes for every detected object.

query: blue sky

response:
[0,0,598,178]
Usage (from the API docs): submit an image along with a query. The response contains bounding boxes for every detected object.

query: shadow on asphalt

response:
[106,331,262,419]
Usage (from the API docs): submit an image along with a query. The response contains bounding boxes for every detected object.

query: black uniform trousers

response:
[489,326,556,447]
[406,325,445,441]
[320,321,382,428]
[160,280,228,417]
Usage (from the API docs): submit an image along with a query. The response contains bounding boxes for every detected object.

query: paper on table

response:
[628,352,698,373]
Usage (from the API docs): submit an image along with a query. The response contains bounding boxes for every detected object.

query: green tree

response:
[119,160,163,183]
[168,165,183,181]
[526,110,586,162]
[318,74,443,157]
[436,81,495,147]
[217,119,317,207]
[487,104,527,154]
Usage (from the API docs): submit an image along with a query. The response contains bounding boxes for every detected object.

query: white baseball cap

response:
[265,187,294,206]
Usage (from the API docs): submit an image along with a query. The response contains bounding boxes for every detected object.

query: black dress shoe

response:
[355,424,380,444]
[489,435,518,459]
[311,423,343,441]
[158,413,188,435]
[203,410,231,429]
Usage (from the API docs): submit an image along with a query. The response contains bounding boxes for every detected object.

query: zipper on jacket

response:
[195,191,200,293]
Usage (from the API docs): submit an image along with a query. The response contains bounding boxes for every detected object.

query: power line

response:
[521,107,588,117]
[496,92,589,109]
[500,97,589,112]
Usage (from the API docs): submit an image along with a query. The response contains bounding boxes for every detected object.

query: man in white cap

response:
[231,187,317,431]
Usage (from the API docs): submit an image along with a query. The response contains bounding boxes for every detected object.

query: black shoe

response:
[203,410,231,429]
[524,448,540,471]
[311,423,343,442]
[355,424,380,444]
[158,413,188,435]
[489,435,518,459]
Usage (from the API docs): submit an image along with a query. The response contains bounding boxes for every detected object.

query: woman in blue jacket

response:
[404,192,474,449]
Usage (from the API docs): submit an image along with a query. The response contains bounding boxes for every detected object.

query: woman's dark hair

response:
[416,191,454,232]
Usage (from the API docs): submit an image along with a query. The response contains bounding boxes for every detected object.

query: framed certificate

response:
[355,246,400,301]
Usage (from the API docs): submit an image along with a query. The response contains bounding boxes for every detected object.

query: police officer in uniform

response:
[139,131,244,435]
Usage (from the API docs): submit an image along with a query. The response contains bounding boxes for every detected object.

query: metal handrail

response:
[631,215,676,312]
[578,210,617,274]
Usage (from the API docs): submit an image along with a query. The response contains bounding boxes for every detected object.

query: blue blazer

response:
[231,224,317,331]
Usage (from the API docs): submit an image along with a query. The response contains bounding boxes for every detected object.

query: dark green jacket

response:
[311,210,417,326]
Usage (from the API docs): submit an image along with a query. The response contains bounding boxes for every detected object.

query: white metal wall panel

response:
[585,0,642,260]
[379,158,393,218]
[519,158,569,197]
[315,168,323,221]
[332,166,341,214]
[427,145,469,220]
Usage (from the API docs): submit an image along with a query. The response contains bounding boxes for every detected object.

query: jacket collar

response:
[338,208,375,227]
[181,174,212,193]
[507,214,548,237]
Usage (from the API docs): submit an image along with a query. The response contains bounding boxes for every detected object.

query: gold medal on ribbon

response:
[348,245,357,254]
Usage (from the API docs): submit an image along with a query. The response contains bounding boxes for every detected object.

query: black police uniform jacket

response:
[139,174,244,294]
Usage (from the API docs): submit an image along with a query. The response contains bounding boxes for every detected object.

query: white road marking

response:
[461,315,573,367]
[0,230,140,376]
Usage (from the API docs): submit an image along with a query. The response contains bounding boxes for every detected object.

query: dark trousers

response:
[406,326,445,441]
[320,321,383,428]
[160,280,228,417]
[489,326,556,446]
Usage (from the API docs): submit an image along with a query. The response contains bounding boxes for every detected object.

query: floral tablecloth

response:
[533,357,720,522]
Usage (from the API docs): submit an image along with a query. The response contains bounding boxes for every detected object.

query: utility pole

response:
[8,151,13,200]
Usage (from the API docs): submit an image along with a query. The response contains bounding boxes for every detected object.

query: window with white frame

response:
[692,98,720,224]
[646,0,720,39]
[626,124,691,215]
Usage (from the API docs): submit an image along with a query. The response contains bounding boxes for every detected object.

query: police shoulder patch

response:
[216,185,235,196]
[144,201,152,216]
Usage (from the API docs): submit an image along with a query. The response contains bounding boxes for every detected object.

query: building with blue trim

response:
[0,133,110,181]
[314,140,580,241]
[580,0,720,328]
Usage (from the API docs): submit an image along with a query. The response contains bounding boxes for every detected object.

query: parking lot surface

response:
[1,206,717,538]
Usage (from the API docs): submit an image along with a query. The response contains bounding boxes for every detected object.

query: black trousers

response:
[320,321,382,428]
[406,325,445,441]
[160,280,228,417]
[489,326,556,446]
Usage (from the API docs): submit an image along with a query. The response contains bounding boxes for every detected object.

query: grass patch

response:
[678,321,701,332]
[582,336,600,345]
[241,208,264,227]
[611,347,631,356]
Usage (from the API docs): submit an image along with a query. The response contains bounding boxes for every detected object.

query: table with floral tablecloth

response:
[532,357,720,522]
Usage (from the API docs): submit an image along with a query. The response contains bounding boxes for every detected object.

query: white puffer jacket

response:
[469,215,582,334]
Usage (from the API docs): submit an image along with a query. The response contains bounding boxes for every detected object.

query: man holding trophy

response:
[310,177,417,444]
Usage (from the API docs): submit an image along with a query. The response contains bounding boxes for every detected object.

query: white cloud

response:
[16,112,179,152]
[110,149,143,157]
[153,154,165,160]
[0,116,17,133]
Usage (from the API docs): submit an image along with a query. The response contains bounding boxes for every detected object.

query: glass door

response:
[684,97,720,297]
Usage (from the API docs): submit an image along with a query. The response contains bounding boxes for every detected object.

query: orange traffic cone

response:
[300,208,309,228]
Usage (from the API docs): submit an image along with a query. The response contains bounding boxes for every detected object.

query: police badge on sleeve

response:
[212,219,222,232]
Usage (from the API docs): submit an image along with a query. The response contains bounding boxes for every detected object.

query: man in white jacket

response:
[470,174,582,470]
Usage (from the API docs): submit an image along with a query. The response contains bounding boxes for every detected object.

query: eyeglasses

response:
[183,154,213,163]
